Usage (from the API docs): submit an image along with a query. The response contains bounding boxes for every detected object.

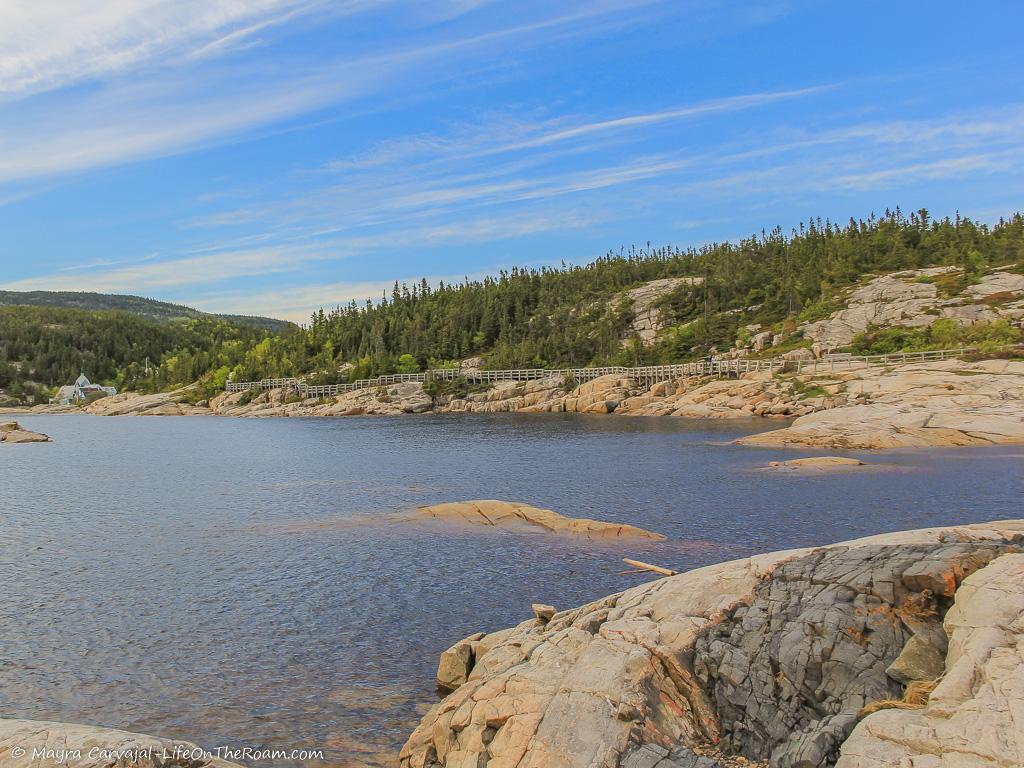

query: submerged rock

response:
[409,500,666,540]
[0,421,50,443]
[766,457,865,470]
[399,520,1024,768]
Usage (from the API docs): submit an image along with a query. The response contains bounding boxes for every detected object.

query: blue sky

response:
[1,1,1022,322]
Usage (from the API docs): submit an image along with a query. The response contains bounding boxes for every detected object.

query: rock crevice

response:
[399,521,1024,768]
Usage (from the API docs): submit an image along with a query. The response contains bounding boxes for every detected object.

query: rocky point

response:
[400,520,1024,768]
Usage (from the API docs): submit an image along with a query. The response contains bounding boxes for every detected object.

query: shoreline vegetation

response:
[4,519,1020,768]
[9,350,1024,450]
[2,211,1023,410]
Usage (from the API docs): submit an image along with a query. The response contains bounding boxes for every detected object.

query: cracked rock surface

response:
[739,359,1024,449]
[399,520,1023,768]
[693,542,1013,767]
[837,552,1024,767]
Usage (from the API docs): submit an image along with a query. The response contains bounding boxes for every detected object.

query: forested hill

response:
[0,290,292,332]
[2,209,1022,406]
[0,305,293,405]
[285,209,1024,381]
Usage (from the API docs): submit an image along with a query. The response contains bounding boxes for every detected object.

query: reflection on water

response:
[2,413,1022,766]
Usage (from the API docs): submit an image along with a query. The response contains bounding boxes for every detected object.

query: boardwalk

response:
[224,347,978,398]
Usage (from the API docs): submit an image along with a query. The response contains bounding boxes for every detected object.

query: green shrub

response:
[237,388,258,406]
[851,318,1022,355]
[423,375,486,399]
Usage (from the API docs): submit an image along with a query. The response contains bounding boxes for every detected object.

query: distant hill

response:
[0,290,293,332]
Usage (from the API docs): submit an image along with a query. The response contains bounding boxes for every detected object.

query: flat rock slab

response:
[739,360,1024,450]
[410,500,666,540]
[84,390,209,416]
[0,421,50,443]
[0,719,239,768]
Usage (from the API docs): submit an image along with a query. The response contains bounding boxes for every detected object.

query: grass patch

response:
[796,298,841,325]
[963,346,1024,362]
[789,376,830,400]
[980,291,1022,307]
[797,386,829,399]
[915,269,979,298]
[933,270,975,298]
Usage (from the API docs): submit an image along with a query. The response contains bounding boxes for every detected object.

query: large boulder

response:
[567,375,637,413]
[84,390,208,416]
[0,421,50,443]
[399,521,1024,768]
[620,278,702,346]
[801,270,943,348]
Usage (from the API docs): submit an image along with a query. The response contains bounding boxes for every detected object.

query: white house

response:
[52,373,117,405]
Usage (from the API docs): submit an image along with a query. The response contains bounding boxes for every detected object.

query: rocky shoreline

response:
[10,354,1024,450]
[210,355,1024,449]
[402,519,1024,768]
[0,719,238,768]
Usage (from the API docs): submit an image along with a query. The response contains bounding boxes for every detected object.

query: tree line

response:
[245,208,1024,380]
[2,209,1021,404]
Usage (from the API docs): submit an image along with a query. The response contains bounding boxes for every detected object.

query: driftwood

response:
[622,558,678,577]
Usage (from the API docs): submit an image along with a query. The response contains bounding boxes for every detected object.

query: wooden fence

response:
[223,346,983,398]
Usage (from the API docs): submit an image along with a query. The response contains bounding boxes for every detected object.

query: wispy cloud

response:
[463,86,833,158]
[5,0,1023,326]
[0,0,329,96]
[828,153,1012,191]
[0,208,592,303]
[323,86,829,171]
[0,244,336,294]
[189,102,1024,245]
[0,0,661,186]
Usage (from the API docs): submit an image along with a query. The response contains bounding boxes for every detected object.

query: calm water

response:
[2,414,1022,766]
